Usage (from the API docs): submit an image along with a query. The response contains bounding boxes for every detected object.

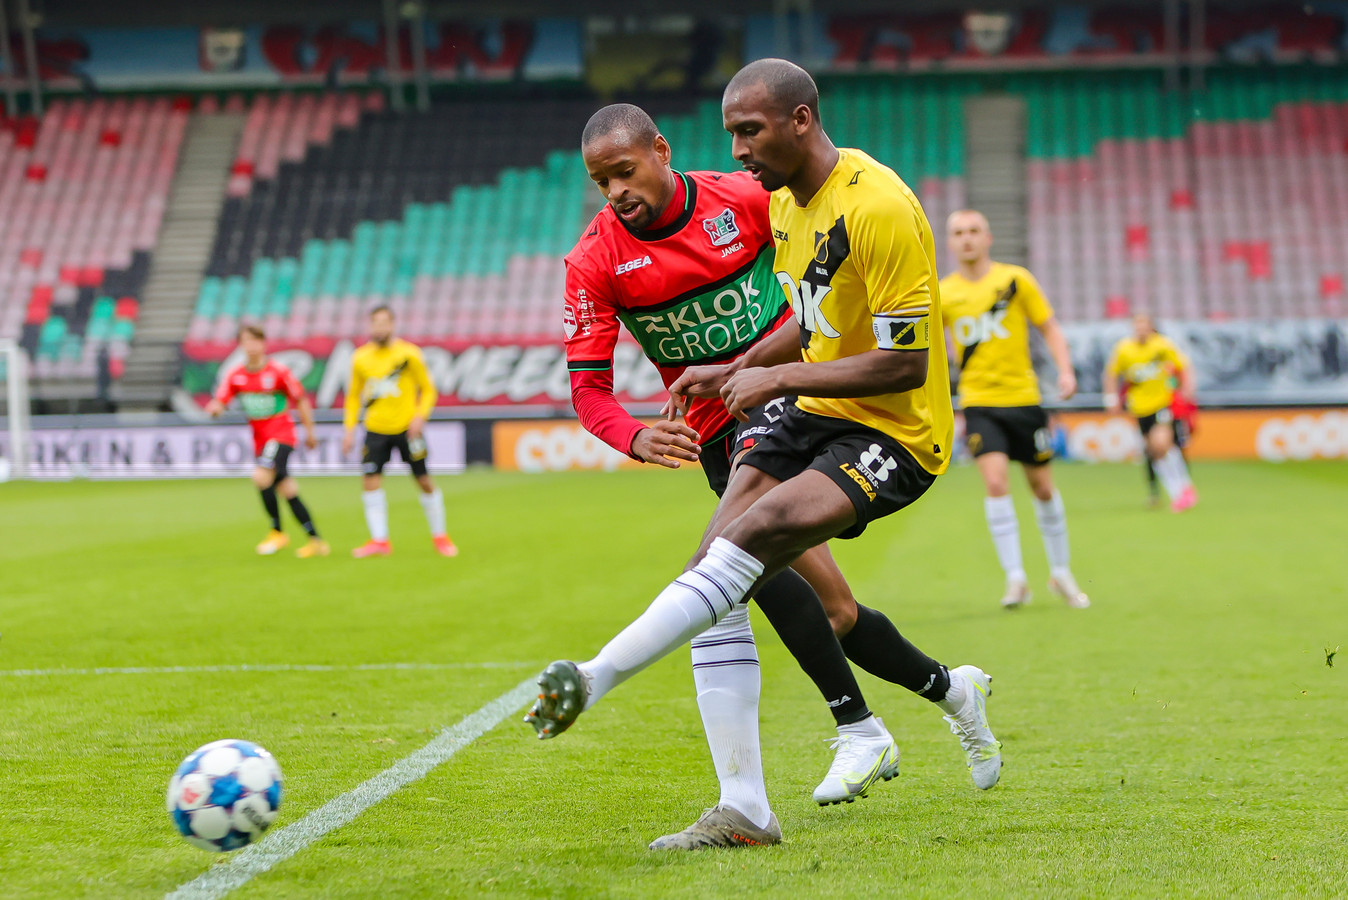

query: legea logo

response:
[615,256,652,275]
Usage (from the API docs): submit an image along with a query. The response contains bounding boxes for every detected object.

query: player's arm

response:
[564,262,698,468]
[1102,346,1122,412]
[1021,271,1076,400]
[407,349,436,440]
[205,373,234,417]
[1170,345,1196,401]
[666,316,801,414]
[341,355,365,456]
[718,197,934,421]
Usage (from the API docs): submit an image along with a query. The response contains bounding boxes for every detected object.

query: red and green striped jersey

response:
[564,170,790,455]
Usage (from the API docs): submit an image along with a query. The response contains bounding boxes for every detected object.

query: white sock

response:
[1032,489,1072,577]
[984,495,1026,582]
[418,487,447,537]
[936,667,967,715]
[361,489,388,541]
[580,537,763,709]
[691,606,772,829]
[1153,449,1191,500]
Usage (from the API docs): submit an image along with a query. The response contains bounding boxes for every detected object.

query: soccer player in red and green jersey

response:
[206,324,328,557]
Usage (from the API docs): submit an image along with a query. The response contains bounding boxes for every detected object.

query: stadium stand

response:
[181,79,971,357]
[1023,67,1348,321]
[0,96,188,382]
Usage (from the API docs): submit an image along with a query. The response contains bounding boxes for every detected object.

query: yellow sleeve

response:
[408,347,437,418]
[853,190,934,351]
[937,278,957,326]
[1105,343,1123,378]
[344,351,365,430]
[1016,268,1055,326]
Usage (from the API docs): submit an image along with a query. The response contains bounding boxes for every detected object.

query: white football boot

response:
[944,665,1002,790]
[1000,576,1032,609]
[1048,571,1090,608]
[812,717,900,805]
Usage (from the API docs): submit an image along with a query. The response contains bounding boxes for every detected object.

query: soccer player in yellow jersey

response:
[941,210,1088,609]
[528,60,1001,818]
[341,306,457,557]
[1103,313,1198,512]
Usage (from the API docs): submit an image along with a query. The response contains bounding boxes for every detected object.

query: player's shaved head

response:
[948,209,993,268]
[581,103,676,232]
[723,58,833,196]
[947,209,990,234]
[724,58,820,122]
[582,103,659,150]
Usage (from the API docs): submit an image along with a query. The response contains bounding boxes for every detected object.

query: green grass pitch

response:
[2,460,1345,898]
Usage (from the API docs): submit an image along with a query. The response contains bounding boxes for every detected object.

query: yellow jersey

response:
[769,148,952,476]
[940,262,1054,408]
[1105,334,1189,417]
[344,338,437,435]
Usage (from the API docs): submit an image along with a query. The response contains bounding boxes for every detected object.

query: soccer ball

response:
[167,739,283,852]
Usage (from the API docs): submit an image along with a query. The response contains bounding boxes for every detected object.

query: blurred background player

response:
[205,324,328,558]
[1104,314,1198,512]
[941,210,1087,609]
[341,306,456,557]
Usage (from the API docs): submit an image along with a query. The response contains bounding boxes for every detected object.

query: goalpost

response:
[0,339,31,481]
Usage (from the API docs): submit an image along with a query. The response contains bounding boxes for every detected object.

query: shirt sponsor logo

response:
[953,310,1010,346]
[618,252,783,365]
[719,241,744,258]
[776,273,840,339]
[563,303,578,340]
[616,255,652,275]
[702,207,741,247]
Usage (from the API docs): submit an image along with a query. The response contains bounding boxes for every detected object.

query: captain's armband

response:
[872,313,931,351]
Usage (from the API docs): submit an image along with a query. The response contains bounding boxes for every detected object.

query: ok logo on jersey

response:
[953,309,1010,346]
[776,272,840,339]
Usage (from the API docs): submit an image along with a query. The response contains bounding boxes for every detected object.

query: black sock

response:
[752,567,871,726]
[839,604,951,702]
[260,487,281,530]
[287,495,319,537]
[1146,457,1159,495]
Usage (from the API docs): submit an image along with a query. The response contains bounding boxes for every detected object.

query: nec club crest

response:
[702,208,741,247]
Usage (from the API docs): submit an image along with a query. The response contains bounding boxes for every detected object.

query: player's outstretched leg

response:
[942,665,1002,789]
[648,806,781,850]
[797,549,1002,792]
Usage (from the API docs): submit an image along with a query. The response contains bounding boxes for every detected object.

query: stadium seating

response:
[182,80,971,355]
[0,96,186,381]
[1023,67,1348,320]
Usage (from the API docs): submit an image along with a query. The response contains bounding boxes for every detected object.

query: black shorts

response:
[963,405,1054,465]
[257,440,293,481]
[699,397,795,497]
[737,403,936,540]
[1137,409,1186,448]
[362,430,429,477]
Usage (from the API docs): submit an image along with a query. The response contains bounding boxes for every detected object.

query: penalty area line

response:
[0,662,534,677]
[165,677,538,900]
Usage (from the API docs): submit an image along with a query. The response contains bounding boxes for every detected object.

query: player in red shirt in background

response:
[206,324,329,557]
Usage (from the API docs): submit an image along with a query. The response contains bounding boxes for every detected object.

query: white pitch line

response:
[165,677,537,900]
[0,662,533,678]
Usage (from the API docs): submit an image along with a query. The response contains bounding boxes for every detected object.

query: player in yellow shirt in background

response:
[1104,313,1198,512]
[941,211,1088,609]
[341,306,458,557]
